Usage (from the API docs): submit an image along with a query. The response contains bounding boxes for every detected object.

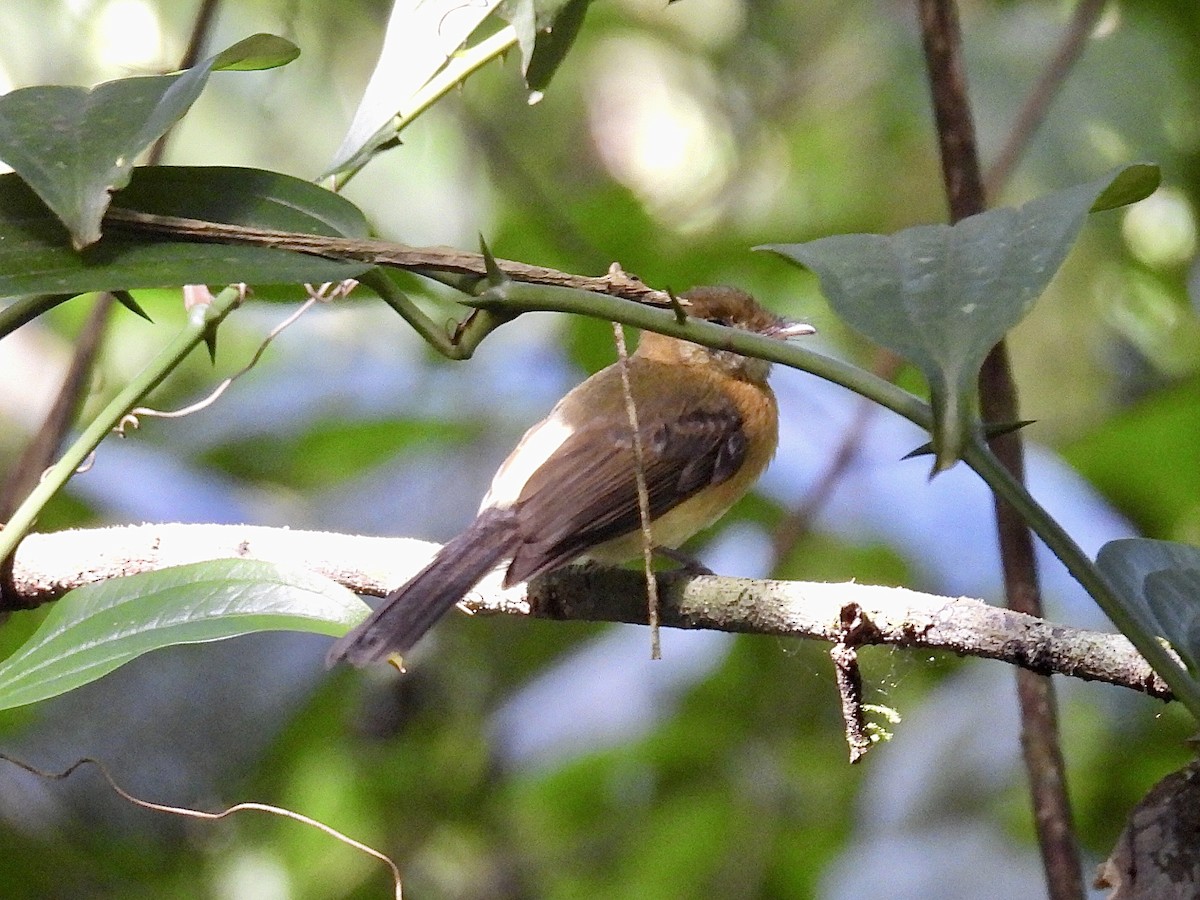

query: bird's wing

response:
[505,372,745,584]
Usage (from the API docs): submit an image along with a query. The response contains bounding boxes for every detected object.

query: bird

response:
[326,286,814,668]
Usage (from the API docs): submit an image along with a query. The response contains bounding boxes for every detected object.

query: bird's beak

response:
[769,319,817,340]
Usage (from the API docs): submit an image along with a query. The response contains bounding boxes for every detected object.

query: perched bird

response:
[326,286,813,668]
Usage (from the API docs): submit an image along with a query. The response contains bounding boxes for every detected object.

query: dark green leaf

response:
[0,559,368,710]
[1144,569,1200,675]
[0,166,371,299]
[761,164,1160,472]
[0,34,299,248]
[524,0,592,93]
[1090,163,1161,212]
[500,0,592,90]
[114,165,369,238]
[1096,538,1200,675]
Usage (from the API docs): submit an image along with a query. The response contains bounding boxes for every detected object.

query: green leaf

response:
[0,559,368,711]
[499,0,591,91]
[522,0,592,93]
[209,33,301,71]
[113,165,369,238]
[1096,538,1200,676]
[1090,163,1162,212]
[0,34,299,249]
[327,0,502,175]
[0,166,371,302]
[761,164,1160,472]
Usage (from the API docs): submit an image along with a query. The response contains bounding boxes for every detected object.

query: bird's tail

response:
[326,508,519,668]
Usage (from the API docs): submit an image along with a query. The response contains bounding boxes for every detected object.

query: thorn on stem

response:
[665,288,689,325]
[478,235,507,286]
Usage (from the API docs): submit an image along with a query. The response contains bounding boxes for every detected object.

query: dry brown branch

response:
[102,208,671,305]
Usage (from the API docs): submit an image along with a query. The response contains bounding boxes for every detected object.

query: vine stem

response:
[0,287,244,564]
[468,281,1200,712]
[963,440,1200,713]
[0,0,228,608]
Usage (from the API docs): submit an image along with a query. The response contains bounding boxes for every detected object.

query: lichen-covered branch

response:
[9,524,1171,701]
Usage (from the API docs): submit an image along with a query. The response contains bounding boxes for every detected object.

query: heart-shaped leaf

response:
[0,559,368,711]
[0,166,371,305]
[761,164,1160,472]
[0,33,299,249]
[1097,538,1200,676]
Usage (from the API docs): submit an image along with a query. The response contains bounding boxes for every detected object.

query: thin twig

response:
[984,0,1109,200]
[917,1,1083,898]
[0,287,246,566]
[116,282,349,433]
[0,295,114,610]
[612,322,661,659]
[0,298,111,514]
[0,752,402,899]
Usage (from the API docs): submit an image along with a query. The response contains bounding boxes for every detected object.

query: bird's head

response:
[637,286,814,382]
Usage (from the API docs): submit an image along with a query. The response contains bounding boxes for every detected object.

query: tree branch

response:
[7,523,1172,702]
[918,1,1083,895]
[984,0,1110,200]
[102,208,671,306]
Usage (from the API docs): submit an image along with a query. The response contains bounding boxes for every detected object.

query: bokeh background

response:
[1,0,1199,897]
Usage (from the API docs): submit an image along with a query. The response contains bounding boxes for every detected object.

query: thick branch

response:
[8,524,1171,702]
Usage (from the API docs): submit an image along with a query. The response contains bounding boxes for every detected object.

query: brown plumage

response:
[326,287,812,668]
